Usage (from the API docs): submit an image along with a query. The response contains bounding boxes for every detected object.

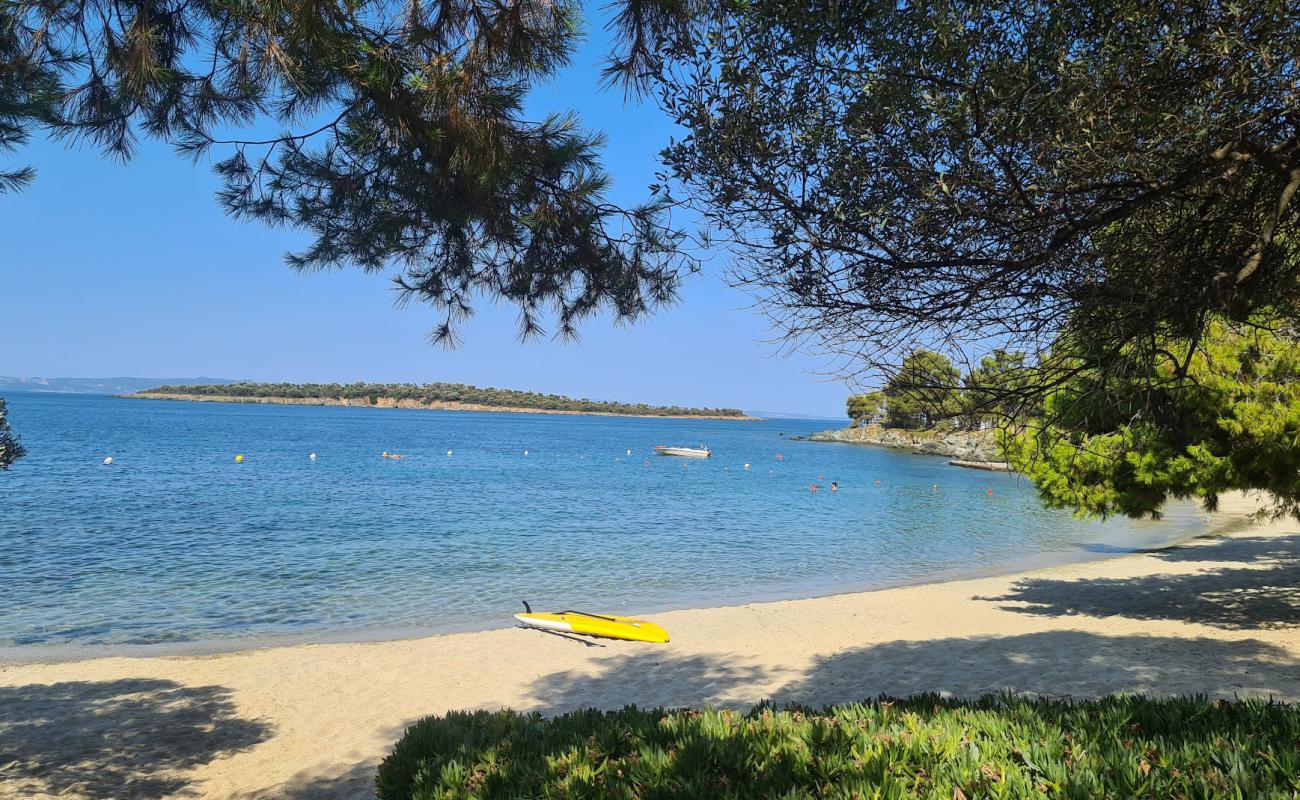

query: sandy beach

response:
[3,492,1297,800]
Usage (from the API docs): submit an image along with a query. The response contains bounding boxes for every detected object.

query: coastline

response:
[121,392,762,421]
[3,493,1296,799]
[0,496,1222,666]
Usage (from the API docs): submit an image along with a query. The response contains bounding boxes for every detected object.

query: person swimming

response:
[809,483,818,493]
[831,482,838,492]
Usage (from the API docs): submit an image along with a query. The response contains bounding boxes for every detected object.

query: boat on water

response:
[654,445,711,458]
[515,602,670,643]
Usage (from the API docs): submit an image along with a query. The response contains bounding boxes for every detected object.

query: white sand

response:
[2,493,1297,799]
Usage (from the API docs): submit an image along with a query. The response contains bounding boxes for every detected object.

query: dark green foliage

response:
[142,382,745,418]
[0,397,24,469]
[378,694,1300,799]
[881,350,962,430]
[624,0,1300,511]
[0,11,56,192]
[1004,320,1300,519]
[845,391,883,426]
[631,0,1300,399]
[962,350,1031,429]
[848,350,1027,431]
[3,0,697,340]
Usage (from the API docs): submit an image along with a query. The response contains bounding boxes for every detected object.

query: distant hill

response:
[0,376,240,395]
[131,381,752,419]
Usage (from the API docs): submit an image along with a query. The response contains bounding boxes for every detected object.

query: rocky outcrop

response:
[809,424,1005,463]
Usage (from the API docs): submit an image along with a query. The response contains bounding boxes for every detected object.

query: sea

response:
[0,391,1211,658]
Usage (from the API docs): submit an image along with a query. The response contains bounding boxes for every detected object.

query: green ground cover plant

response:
[378,693,1300,799]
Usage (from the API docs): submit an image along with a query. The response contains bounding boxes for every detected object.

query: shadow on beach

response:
[516,531,1300,714]
[512,652,783,715]
[248,760,379,800]
[0,678,270,799]
[989,532,1300,629]
[519,630,1299,717]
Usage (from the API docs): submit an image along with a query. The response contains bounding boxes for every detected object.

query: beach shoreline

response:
[0,496,1230,667]
[3,493,1297,799]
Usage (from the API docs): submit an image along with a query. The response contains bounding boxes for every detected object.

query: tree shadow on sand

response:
[518,630,1299,717]
[245,760,378,800]
[988,532,1300,629]
[0,678,270,800]
[515,652,783,715]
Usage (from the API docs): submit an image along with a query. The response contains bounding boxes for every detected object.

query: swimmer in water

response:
[831,482,838,492]
[381,451,390,459]
[810,484,818,493]
[874,479,881,486]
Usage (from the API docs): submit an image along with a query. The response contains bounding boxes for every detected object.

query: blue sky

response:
[1,10,852,418]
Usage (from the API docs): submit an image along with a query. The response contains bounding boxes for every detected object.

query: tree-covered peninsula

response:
[133,382,749,419]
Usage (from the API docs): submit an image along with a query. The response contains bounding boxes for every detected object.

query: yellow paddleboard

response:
[514,605,670,643]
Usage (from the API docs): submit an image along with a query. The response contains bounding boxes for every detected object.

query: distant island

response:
[126,382,755,420]
[0,376,240,395]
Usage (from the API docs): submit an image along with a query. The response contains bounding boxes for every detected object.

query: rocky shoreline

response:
[122,392,761,421]
[807,424,1009,467]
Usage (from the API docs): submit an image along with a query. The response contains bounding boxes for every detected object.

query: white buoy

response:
[626,448,632,455]
[523,450,529,456]
[103,457,113,465]
[309,452,317,460]
[447,450,453,457]
[743,463,750,469]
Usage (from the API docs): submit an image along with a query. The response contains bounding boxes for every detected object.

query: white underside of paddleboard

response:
[514,614,574,633]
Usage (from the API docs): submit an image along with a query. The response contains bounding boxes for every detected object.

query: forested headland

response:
[131,382,750,419]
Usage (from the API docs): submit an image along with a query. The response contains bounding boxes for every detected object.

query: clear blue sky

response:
[1,10,851,418]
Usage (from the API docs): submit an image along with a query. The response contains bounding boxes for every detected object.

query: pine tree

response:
[2,0,698,340]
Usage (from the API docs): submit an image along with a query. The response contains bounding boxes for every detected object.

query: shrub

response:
[377,694,1300,799]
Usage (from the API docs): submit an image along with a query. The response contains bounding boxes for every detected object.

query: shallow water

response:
[0,392,1206,655]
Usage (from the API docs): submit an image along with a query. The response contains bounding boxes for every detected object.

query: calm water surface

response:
[0,392,1207,656]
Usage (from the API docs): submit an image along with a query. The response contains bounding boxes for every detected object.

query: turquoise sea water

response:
[0,392,1207,657]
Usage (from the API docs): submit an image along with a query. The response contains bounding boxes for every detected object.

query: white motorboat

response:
[654,445,711,458]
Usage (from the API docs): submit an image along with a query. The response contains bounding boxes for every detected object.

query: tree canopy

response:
[1004,319,1300,519]
[617,0,1300,514]
[635,0,1300,388]
[846,392,883,426]
[2,0,698,342]
[882,350,961,430]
